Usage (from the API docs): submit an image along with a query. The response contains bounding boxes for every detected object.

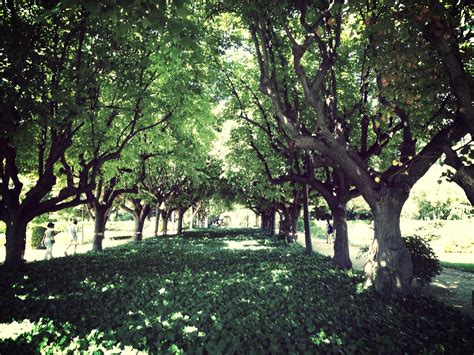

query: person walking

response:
[65,219,79,256]
[42,222,55,260]
[326,219,334,244]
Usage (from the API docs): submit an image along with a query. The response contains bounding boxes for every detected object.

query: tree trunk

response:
[154,205,160,237]
[133,214,146,242]
[302,183,313,254]
[92,207,108,251]
[279,210,291,239]
[289,206,299,235]
[161,210,169,236]
[452,165,474,205]
[269,210,275,236]
[332,206,351,269]
[260,213,267,230]
[3,215,28,271]
[133,204,150,242]
[364,194,413,296]
[177,208,186,235]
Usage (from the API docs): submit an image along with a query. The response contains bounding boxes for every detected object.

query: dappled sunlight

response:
[0,319,34,341]
[1,231,472,353]
[224,239,272,250]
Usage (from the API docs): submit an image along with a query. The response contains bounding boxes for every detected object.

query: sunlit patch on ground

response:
[0,320,34,341]
[224,240,271,250]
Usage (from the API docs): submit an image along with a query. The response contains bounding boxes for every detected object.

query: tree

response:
[231,0,469,296]
[0,2,156,269]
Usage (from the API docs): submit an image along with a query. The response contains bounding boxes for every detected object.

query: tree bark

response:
[92,206,109,251]
[279,209,291,239]
[161,210,171,236]
[177,208,187,235]
[451,165,474,205]
[260,213,267,230]
[131,203,150,242]
[332,206,351,269]
[302,183,313,254]
[364,193,413,296]
[133,216,145,241]
[268,210,275,236]
[3,215,28,271]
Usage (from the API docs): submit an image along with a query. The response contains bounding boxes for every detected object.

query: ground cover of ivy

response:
[0,229,472,353]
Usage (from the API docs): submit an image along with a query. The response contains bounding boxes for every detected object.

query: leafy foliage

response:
[1,231,472,353]
[30,227,46,249]
[404,235,442,286]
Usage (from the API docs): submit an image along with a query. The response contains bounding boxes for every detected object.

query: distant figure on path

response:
[326,219,334,244]
[42,222,55,260]
[65,219,79,256]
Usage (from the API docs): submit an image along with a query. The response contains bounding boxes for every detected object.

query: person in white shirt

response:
[65,219,79,256]
[42,222,55,260]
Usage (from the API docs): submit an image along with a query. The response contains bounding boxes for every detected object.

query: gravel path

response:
[297,235,474,318]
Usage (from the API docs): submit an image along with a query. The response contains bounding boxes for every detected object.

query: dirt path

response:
[297,235,474,318]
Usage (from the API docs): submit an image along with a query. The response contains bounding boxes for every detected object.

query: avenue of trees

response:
[1,0,472,299]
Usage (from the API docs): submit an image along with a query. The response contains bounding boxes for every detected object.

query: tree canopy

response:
[1,0,472,299]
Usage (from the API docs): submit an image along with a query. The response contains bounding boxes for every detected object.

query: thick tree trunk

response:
[302,184,313,253]
[261,210,272,235]
[332,206,351,269]
[364,194,413,296]
[177,208,186,235]
[92,207,108,251]
[161,210,169,236]
[260,213,267,230]
[132,204,150,242]
[3,216,28,271]
[269,210,275,236]
[154,205,160,236]
[280,205,300,242]
[133,214,146,242]
[451,165,474,205]
[289,206,299,235]
[279,210,291,239]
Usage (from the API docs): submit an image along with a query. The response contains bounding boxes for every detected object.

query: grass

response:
[0,229,472,353]
[440,261,474,273]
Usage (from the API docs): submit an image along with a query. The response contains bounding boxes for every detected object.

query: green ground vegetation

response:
[439,261,474,274]
[0,230,472,353]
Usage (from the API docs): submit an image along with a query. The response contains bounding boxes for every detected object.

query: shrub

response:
[114,212,133,221]
[403,235,442,286]
[296,219,325,239]
[31,226,46,249]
